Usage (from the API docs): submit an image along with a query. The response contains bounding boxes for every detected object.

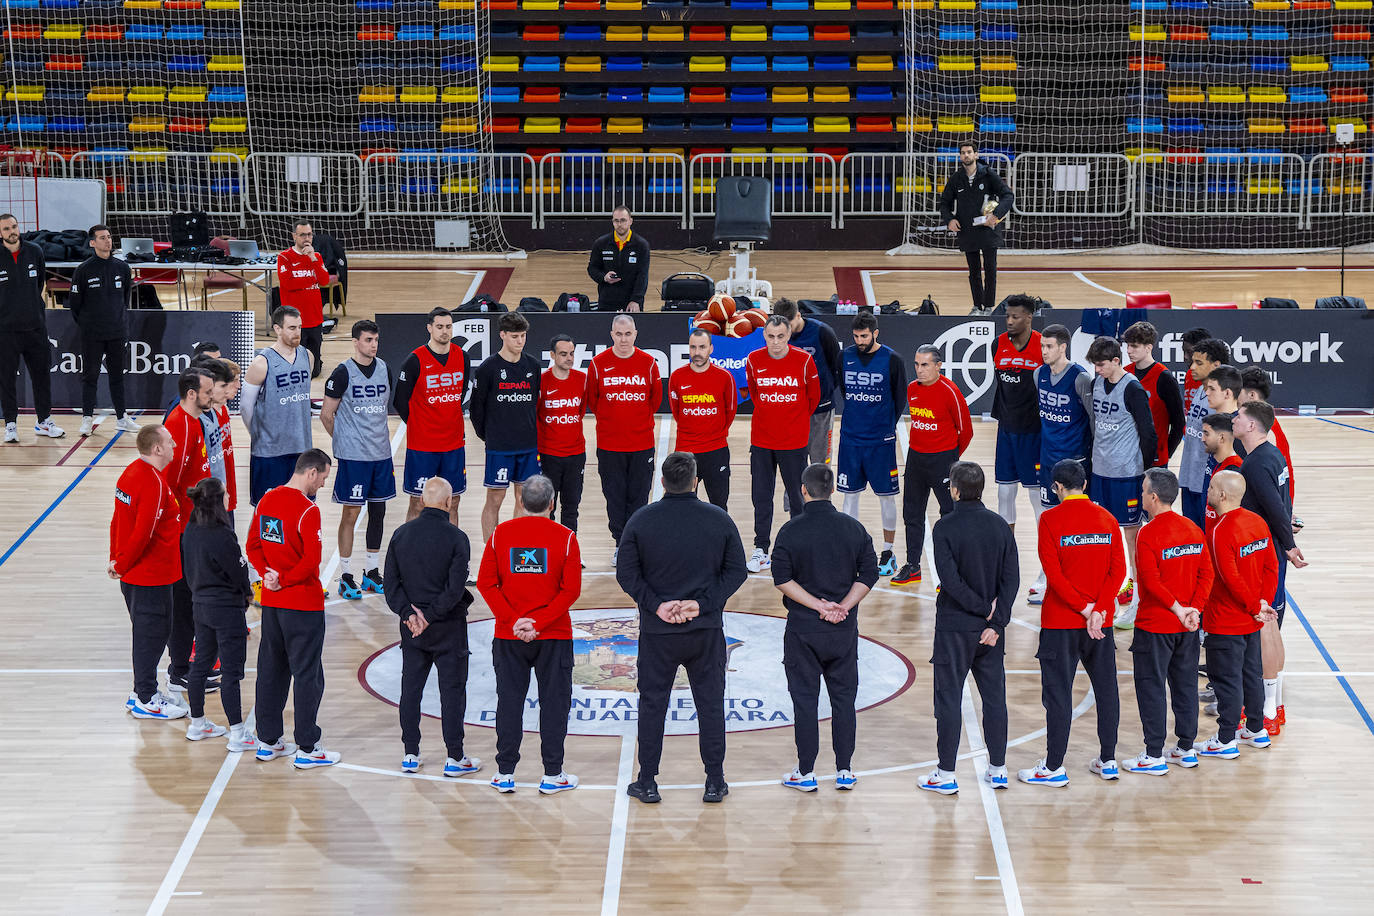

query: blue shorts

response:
[249,453,300,506]
[484,449,541,489]
[1090,473,1144,527]
[404,447,466,496]
[835,438,899,495]
[333,458,397,505]
[995,429,1042,487]
[1039,455,1089,507]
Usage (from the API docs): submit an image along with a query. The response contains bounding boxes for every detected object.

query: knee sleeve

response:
[366,501,387,551]
[878,493,898,532]
[841,492,861,520]
[997,482,1019,524]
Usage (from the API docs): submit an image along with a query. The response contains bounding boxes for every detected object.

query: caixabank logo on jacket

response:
[360,608,915,736]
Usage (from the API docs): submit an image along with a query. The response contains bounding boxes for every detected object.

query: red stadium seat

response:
[1125,290,1173,309]
[1193,301,1238,309]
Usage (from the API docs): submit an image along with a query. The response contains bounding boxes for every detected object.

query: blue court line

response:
[1315,416,1374,435]
[1287,590,1374,737]
[0,431,126,571]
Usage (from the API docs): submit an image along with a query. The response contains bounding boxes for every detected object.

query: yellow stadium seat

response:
[814,87,850,103]
[209,117,247,133]
[730,148,767,163]
[898,116,933,132]
[168,85,208,102]
[938,115,975,132]
[982,55,1017,70]
[127,86,166,102]
[483,55,520,71]
[1328,117,1366,132]
[899,0,934,7]
[814,116,851,132]
[205,0,239,7]
[648,26,684,41]
[87,86,125,102]
[606,26,643,41]
[7,85,45,101]
[938,55,974,70]
[524,117,561,133]
[443,179,480,194]
[130,116,166,133]
[208,55,244,71]
[730,26,767,41]
[1290,55,1328,71]
[523,0,559,7]
[980,85,1016,103]
[815,0,851,8]
[1124,147,1164,162]
[400,86,438,103]
[815,179,851,193]
[689,55,726,71]
[1247,118,1286,133]
[1129,25,1166,41]
[438,0,475,6]
[565,56,603,71]
[896,177,933,193]
[358,86,397,103]
[44,24,83,39]
[442,117,478,133]
[1247,178,1284,195]
[607,117,644,133]
[857,55,894,71]
[606,149,646,162]
[1168,86,1204,102]
[1249,86,1286,103]
[213,146,248,159]
[647,148,685,161]
[938,0,975,7]
[1208,86,1246,103]
[774,87,810,103]
[693,178,718,194]
[1334,0,1371,7]
[605,0,642,8]
[131,146,169,162]
[442,86,478,103]
[1252,1,1289,7]
[772,147,809,164]
[123,0,162,7]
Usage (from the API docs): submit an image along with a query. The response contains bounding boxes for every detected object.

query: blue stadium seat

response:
[166,26,205,40]
[856,86,892,101]
[733,0,767,7]
[774,177,808,193]
[357,1,393,10]
[815,55,850,70]
[773,26,809,41]
[1251,57,1287,72]
[857,24,893,39]
[523,55,561,72]
[1168,118,1205,133]
[935,89,976,104]
[981,116,1016,133]
[491,24,518,40]
[206,28,240,40]
[1252,26,1288,41]
[439,25,476,40]
[398,119,432,132]
[1168,0,1205,7]
[49,88,84,102]
[1207,118,1246,134]
[731,116,766,132]
[485,179,522,194]
[1333,56,1370,72]
[208,86,247,102]
[50,116,84,131]
[1290,86,1327,103]
[981,0,1018,8]
[127,25,163,40]
[1206,180,1240,194]
[607,56,643,71]
[982,25,1018,41]
[1127,117,1164,133]
[486,86,521,102]
[403,178,439,194]
[397,26,435,41]
[1249,149,1284,165]
[773,55,809,71]
[399,149,439,160]
[565,26,602,41]
[772,116,808,132]
[608,87,643,102]
[566,88,602,102]
[1204,148,1244,163]
[360,118,396,133]
[772,0,808,7]
[1131,0,1167,8]
[649,116,686,130]
[9,0,42,7]
[857,177,892,193]
[648,55,687,69]
[691,116,728,130]
[731,55,768,71]
[397,57,436,71]
[398,1,437,10]
[649,177,683,193]
[167,56,208,71]
[901,55,936,71]
[1210,26,1246,41]
[730,87,766,103]
[359,55,396,72]
[938,26,976,41]
[649,86,685,102]
[440,55,476,72]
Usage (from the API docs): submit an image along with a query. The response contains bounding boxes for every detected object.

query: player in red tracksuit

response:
[477,476,583,793]
[669,328,738,510]
[277,222,332,378]
[1201,413,1243,537]
[1197,471,1279,758]
[394,307,470,524]
[538,334,589,534]
[1125,467,1214,774]
[246,449,336,768]
[745,316,820,572]
[585,315,662,558]
[163,367,214,693]
[1020,458,1125,787]
[110,424,186,720]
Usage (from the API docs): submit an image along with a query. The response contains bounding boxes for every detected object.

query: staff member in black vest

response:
[587,206,650,312]
[772,463,878,793]
[0,212,64,443]
[68,224,140,437]
[617,452,748,804]
[383,476,483,777]
[938,142,1014,314]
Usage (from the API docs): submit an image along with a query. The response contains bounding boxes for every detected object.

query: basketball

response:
[706,293,736,323]
[743,308,767,329]
[726,314,755,337]
[694,317,723,335]
[694,309,709,325]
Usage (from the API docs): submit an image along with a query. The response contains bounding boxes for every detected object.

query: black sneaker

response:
[702,778,729,803]
[878,549,897,577]
[890,563,922,585]
[627,779,661,804]
[168,674,220,694]
[361,568,385,595]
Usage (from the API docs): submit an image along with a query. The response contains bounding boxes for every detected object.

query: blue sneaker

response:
[539,772,579,794]
[1123,752,1169,776]
[1090,758,1120,781]
[490,773,516,793]
[1017,760,1069,787]
[1198,735,1240,760]
[1238,727,1272,749]
[361,568,385,595]
[877,549,897,577]
[292,746,341,769]
[918,769,959,795]
[255,740,296,762]
[1167,745,1200,768]
[337,574,363,600]
[783,769,819,792]
[835,769,857,790]
[444,755,481,777]
[983,765,1009,789]
[401,754,421,773]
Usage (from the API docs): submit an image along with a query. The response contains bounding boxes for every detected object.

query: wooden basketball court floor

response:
[3,250,1373,914]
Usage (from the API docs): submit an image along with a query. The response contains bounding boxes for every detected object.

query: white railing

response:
[838,152,1013,226]
[362,151,536,226]
[245,152,365,218]
[536,152,687,228]
[1133,152,1307,224]
[69,151,245,225]
[1305,152,1373,228]
[1012,153,1132,218]
[689,153,839,228]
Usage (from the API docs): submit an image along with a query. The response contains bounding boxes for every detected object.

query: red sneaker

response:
[890,564,921,585]
[1276,705,1286,725]
[1263,716,1281,737]
[1117,578,1135,605]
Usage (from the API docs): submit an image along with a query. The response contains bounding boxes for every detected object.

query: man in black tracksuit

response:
[67,224,136,433]
[771,463,878,788]
[0,212,62,441]
[384,477,479,770]
[938,143,1014,313]
[925,460,1018,794]
[617,452,748,804]
[587,207,650,312]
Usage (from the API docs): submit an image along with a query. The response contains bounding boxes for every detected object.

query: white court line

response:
[334,760,615,791]
[148,421,408,914]
[961,683,1023,916]
[1072,272,1127,298]
[649,416,672,502]
[860,269,892,308]
[600,733,637,916]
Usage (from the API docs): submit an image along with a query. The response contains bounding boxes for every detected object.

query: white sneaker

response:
[490,773,516,793]
[1112,600,1138,630]
[1027,572,1047,606]
[1123,752,1169,776]
[539,772,579,794]
[79,416,94,437]
[255,740,298,762]
[983,765,1009,789]
[128,692,188,720]
[1197,734,1240,760]
[401,754,422,773]
[226,724,258,753]
[186,718,227,741]
[3,422,16,443]
[782,769,819,792]
[747,548,771,573]
[1166,745,1200,768]
[1089,758,1120,780]
[444,755,482,777]
[918,768,959,795]
[116,415,141,432]
[1017,759,1069,787]
[33,418,65,439]
[1238,727,1272,749]
[293,745,342,769]
[835,769,857,790]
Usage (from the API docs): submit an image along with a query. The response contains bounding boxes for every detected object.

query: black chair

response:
[712,176,772,300]
[1314,296,1366,309]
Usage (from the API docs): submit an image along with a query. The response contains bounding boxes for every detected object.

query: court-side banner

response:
[22,310,254,411]
[379,309,1374,413]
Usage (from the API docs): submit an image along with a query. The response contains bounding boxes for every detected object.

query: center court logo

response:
[932,320,998,406]
[359,608,914,737]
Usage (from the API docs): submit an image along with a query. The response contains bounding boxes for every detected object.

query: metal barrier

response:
[1133,152,1306,223]
[837,152,1012,226]
[245,152,364,218]
[537,152,686,228]
[689,153,839,228]
[70,151,246,225]
[362,151,536,227]
[1012,153,1131,218]
[1305,152,1373,228]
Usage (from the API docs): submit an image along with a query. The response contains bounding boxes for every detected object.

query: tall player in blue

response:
[835,312,907,576]
[1032,324,1093,605]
